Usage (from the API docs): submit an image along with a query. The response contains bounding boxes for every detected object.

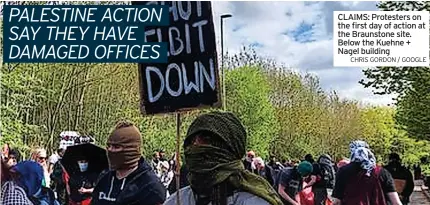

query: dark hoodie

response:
[384,161,414,204]
[91,158,166,205]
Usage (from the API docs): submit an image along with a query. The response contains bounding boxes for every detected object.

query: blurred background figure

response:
[49,148,65,174]
[384,153,414,205]
[158,161,174,197]
[151,151,161,176]
[1,161,59,205]
[159,149,167,162]
[243,150,255,171]
[413,164,422,180]
[61,143,108,205]
[168,153,177,173]
[66,156,97,205]
[31,148,51,188]
[304,154,315,164]
[337,158,350,170]
[4,149,20,169]
[252,156,275,185]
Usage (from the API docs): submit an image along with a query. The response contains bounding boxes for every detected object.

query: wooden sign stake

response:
[175,112,181,205]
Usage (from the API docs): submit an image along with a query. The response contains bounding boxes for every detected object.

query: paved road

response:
[410,180,430,205]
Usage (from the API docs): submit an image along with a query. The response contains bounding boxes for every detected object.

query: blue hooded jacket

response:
[13,161,59,205]
[14,161,44,197]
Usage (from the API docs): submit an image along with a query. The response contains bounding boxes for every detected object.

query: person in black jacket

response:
[243,150,255,172]
[384,153,414,205]
[91,121,166,205]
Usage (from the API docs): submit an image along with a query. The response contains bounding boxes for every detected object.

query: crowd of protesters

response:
[0,111,424,205]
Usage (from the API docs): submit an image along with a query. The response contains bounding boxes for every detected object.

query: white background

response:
[333,11,429,67]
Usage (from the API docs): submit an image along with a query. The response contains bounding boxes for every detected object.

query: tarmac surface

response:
[410,180,430,205]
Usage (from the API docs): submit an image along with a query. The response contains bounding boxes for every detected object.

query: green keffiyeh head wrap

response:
[184,111,283,205]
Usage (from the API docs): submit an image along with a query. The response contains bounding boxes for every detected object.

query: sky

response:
[211,1,396,106]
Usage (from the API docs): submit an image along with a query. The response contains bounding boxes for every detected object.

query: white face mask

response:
[78,162,88,172]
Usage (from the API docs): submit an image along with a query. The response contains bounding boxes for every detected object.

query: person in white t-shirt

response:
[158,161,174,197]
[48,148,65,175]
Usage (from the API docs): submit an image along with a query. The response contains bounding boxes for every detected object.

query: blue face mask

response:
[78,162,88,172]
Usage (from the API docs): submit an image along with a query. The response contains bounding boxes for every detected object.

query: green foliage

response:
[1,0,429,173]
[395,69,430,140]
[2,49,429,172]
[226,66,279,158]
[359,107,397,162]
[359,107,430,167]
[360,1,430,141]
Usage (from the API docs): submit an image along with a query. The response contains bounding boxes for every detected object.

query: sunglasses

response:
[38,157,46,160]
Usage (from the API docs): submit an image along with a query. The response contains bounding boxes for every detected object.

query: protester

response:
[277,161,313,205]
[158,161,174,197]
[251,157,265,175]
[1,144,10,160]
[50,156,67,205]
[2,161,40,204]
[336,159,350,169]
[151,152,161,175]
[62,167,71,204]
[270,163,284,188]
[66,156,98,205]
[268,156,280,170]
[297,177,315,205]
[244,150,255,171]
[91,120,166,205]
[1,156,12,185]
[49,148,65,174]
[413,164,422,180]
[164,111,283,205]
[4,149,19,169]
[384,153,414,205]
[168,153,177,173]
[31,148,51,188]
[281,159,288,167]
[332,140,402,205]
[266,156,282,186]
[312,154,336,205]
[304,154,315,164]
[159,149,167,162]
[298,154,320,203]
[251,156,276,186]
[1,161,59,205]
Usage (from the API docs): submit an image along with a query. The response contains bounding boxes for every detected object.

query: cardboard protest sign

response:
[133,1,221,115]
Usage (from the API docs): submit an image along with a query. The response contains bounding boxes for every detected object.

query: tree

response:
[360,1,430,96]
[360,1,430,140]
[225,66,279,158]
[395,70,430,140]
